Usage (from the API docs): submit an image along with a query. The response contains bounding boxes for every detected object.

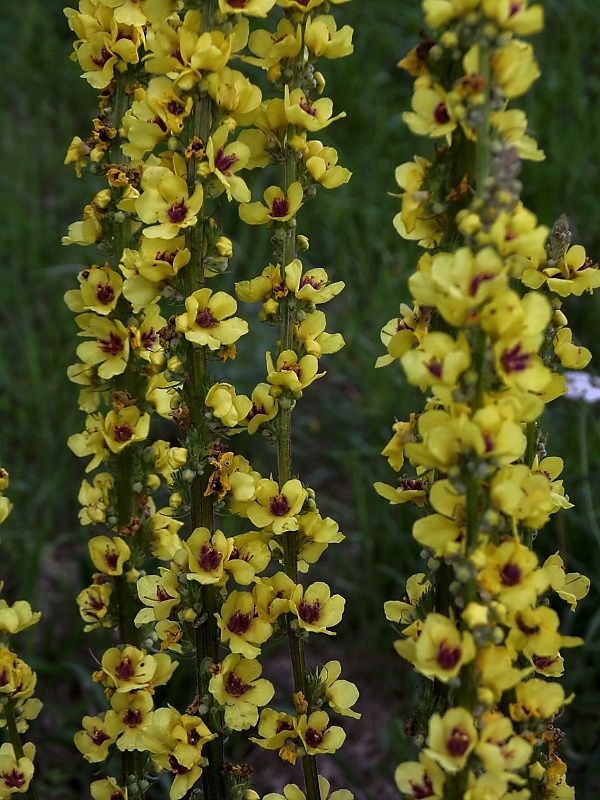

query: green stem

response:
[4,700,39,800]
[181,4,224,797]
[475,42,491,197]
[274,115,320,800]
[107,75,146,794]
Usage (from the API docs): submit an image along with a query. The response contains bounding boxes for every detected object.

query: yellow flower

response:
[88,535,130,576]
[401,331,471,389]
[523,244,600,296]
[505,605,582,657]
[490,462,568,530]
[64,265,123,315]
[264,778,354,800]
[67,413,108,472]
[218,0,276,16]
[74,715,120,762]
[475,645,533,706]
[284,87,345,132]
[100,646,158,693]
[135,568,181,625]
[422,0,480,29]
[246,478,307,534]
[145,76,193,133]
[238,383,279,434]
[250,708,298,751]
[179,527,255,586]
[200,124,251,203]
[509,678,573,722]
[253,572,295,623]
[385,573,430,628]
[205,383,253,427]
[409,246,507,328]
[482,0,544,36]
[77,472,113,525]
[75,314,129,379]
[284,260,344,304]
[248,19,302,71]
[297,511,344,570]
[477,541,549,612]
[395,612,476,683]
[103,406,151,453]
[304,15,354,59]
[0,648,36,702]
[137,706,216,799]
[266,350,325,396]
[217,591,273,659]
[476,714,533,779]
[304,142,352,189]
[542,553,590,611]
[106,689,155,751]
[394,754,446,799]
[90,777,126,800]
[0,598,40,636]
[208,653,274,730]
[404,85,457,139]
[175,288,248,350]
[425,707,478,773]
[204,67,262,123]
[465,40,540,99]
[77,583,113,632]
[316,661,360,719]
[136,156,204,239]
[289,582,345,635]
[297,710,345,756]
[239,182,304,226]
[553,327,591,370]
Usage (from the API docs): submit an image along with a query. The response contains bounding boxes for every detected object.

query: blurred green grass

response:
[1,0,600,795]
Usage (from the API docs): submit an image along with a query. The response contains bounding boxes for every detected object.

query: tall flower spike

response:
[378,2,594,798]
[0,471,42,800]
[233,2,356,800]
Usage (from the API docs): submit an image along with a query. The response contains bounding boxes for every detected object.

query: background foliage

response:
[1,0,600,796]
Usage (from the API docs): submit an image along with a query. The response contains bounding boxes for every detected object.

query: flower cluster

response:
[0,470,42,799]
[63,0,355,798]
[377,2,595,798]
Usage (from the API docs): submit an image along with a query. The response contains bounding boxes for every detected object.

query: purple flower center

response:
[96,282,115,304]
[446,726,470,757]
[433,102,450,125]
[115,656,135,680]
[226,670,252,697]
[113,424,133,443]
[228,609,252,635]
[436,640,462,670]
[425,357,443,378]
[409,774,435,799]
[99,331,124,355]
[195,306,220,328]
[198,543,222,572]
[270,197,290,218]
[123,709,143,727]
[214,147,238,174]
[299,275,324,290]
[305,726,325,748]
[166,200,188,224]
[299,598,322,624]
[91,727,111,747]
[167,100,185,115]
[270,493,291,516]
[500,343,530,373]
[501,562,522,586]
[469,271,495,296]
